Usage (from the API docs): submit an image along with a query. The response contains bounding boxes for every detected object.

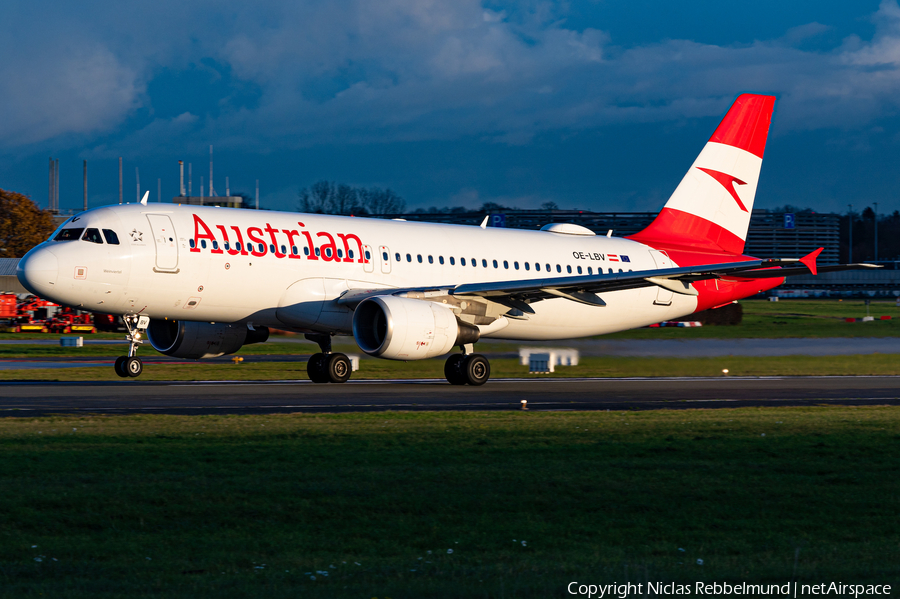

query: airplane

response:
[17,94,876,385]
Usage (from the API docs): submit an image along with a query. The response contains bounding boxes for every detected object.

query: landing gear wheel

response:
[444,354,467,385]
[326,353,352,384]
[114,356,128,378]
[462,354,490,386]
[124,356,143,378]
[307,353,330,383]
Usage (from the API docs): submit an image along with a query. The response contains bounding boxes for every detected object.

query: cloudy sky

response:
[3,0,900,215]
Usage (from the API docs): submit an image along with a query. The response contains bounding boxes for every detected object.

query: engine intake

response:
[147,320,269,359]
[352,295,479,360]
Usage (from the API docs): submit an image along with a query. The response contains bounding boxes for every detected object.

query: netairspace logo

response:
[566,581,893,598]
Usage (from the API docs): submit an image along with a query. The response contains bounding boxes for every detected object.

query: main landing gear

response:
[444,344,490,386]
[305,333,352,384]
[115,315,150,378]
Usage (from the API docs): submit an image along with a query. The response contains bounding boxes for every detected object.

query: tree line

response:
[298,181,406,216]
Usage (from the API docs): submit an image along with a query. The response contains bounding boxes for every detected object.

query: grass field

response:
[3,354,900,382]
[2,300,900,351]
[0,408,896,598]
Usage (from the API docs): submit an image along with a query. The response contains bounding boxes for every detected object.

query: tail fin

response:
[628,94,776,255]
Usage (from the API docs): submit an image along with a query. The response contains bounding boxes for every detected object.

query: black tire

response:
[326,353,352,384]
[124,356,143,378]
[462,354,490,386]
[444,354,467,385]
[114,356,128,378]
[307,353,330,383]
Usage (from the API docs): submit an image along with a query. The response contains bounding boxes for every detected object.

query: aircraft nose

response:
[17,246,59,297]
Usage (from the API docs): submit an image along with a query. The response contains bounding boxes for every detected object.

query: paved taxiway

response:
[1,376,899,416]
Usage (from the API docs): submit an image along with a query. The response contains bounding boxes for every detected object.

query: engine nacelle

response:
[352,295,479,360]
[147,320,269,359]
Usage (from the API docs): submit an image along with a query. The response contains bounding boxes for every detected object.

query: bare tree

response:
[299,181,405,216]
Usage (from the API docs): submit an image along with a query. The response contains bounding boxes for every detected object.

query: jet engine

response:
[352,295,479,360]
[147,320,269,359]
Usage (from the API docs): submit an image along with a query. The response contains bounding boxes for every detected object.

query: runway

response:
[1,376,900,416]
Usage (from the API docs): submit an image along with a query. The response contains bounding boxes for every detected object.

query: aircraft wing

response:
[338,249,879,314]
[450,250,879,313]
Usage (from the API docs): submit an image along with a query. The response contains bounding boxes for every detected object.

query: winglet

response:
[140,191,149,206]
[480,215,489,229]
[800,247,823,276]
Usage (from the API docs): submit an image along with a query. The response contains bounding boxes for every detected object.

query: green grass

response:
[2,300,900,356]
[0,408,897,598]
[603,299,900,339]
[2,354,900,382]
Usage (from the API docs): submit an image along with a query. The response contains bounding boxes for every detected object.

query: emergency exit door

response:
[648,249,673,305]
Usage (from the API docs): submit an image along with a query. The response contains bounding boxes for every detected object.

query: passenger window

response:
[514,262,519,270]
[201,240,207,249]
[482,259,487,267]
[525,262,530,271]
[324,247,332,258]
[619,268,624,273]
[382,251,388,261]
[556,264,561,273]
[588,267,593,275]
[349,250,354,259]
[439,256,445,265]
[546,264,551,272]
[236,242,242,251]
[54,228,84,241]
[282,245,288,255]
[292,246,298,255]
[566,265,572,274]
[504,260,509,269]
[212,241,219,250]
[365,250,371,260]
[395,253,401,261]
[314,247,320,256]
[260,243,266,253]
[304,247,309,256]
[82,228,103,244]
[493,260,498,268]
[189,239,196,248]
[577,266,582,274]
[535,263,540,272]
[461,258,466,266]
[102,229,120,245]
[428,255,434,264]
[450,257,456,265]
[471,258,476,267]
[337,249,343,258]
[406,253,412,262]
[417,254,423,263]
[269,244,276,254]
[224,242,230,250]
[608,268,613,274]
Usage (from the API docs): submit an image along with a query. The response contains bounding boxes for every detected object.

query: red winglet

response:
[800,247,823,276]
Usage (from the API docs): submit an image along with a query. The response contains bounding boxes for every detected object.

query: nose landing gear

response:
[444,344,490,386]
[115,315,149,378]
[305,333,352,384]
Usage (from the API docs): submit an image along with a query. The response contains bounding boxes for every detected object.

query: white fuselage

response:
[21,203,697,340]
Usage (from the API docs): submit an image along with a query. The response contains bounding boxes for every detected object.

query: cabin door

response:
[146,214,179,273]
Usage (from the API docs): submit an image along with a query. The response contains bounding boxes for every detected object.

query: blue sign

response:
[784,213,795,229]
[489,214,506,228]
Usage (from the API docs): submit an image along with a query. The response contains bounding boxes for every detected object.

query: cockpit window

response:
[54,228,84,241]
[82,228,104,244]
[102,229,120,245]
